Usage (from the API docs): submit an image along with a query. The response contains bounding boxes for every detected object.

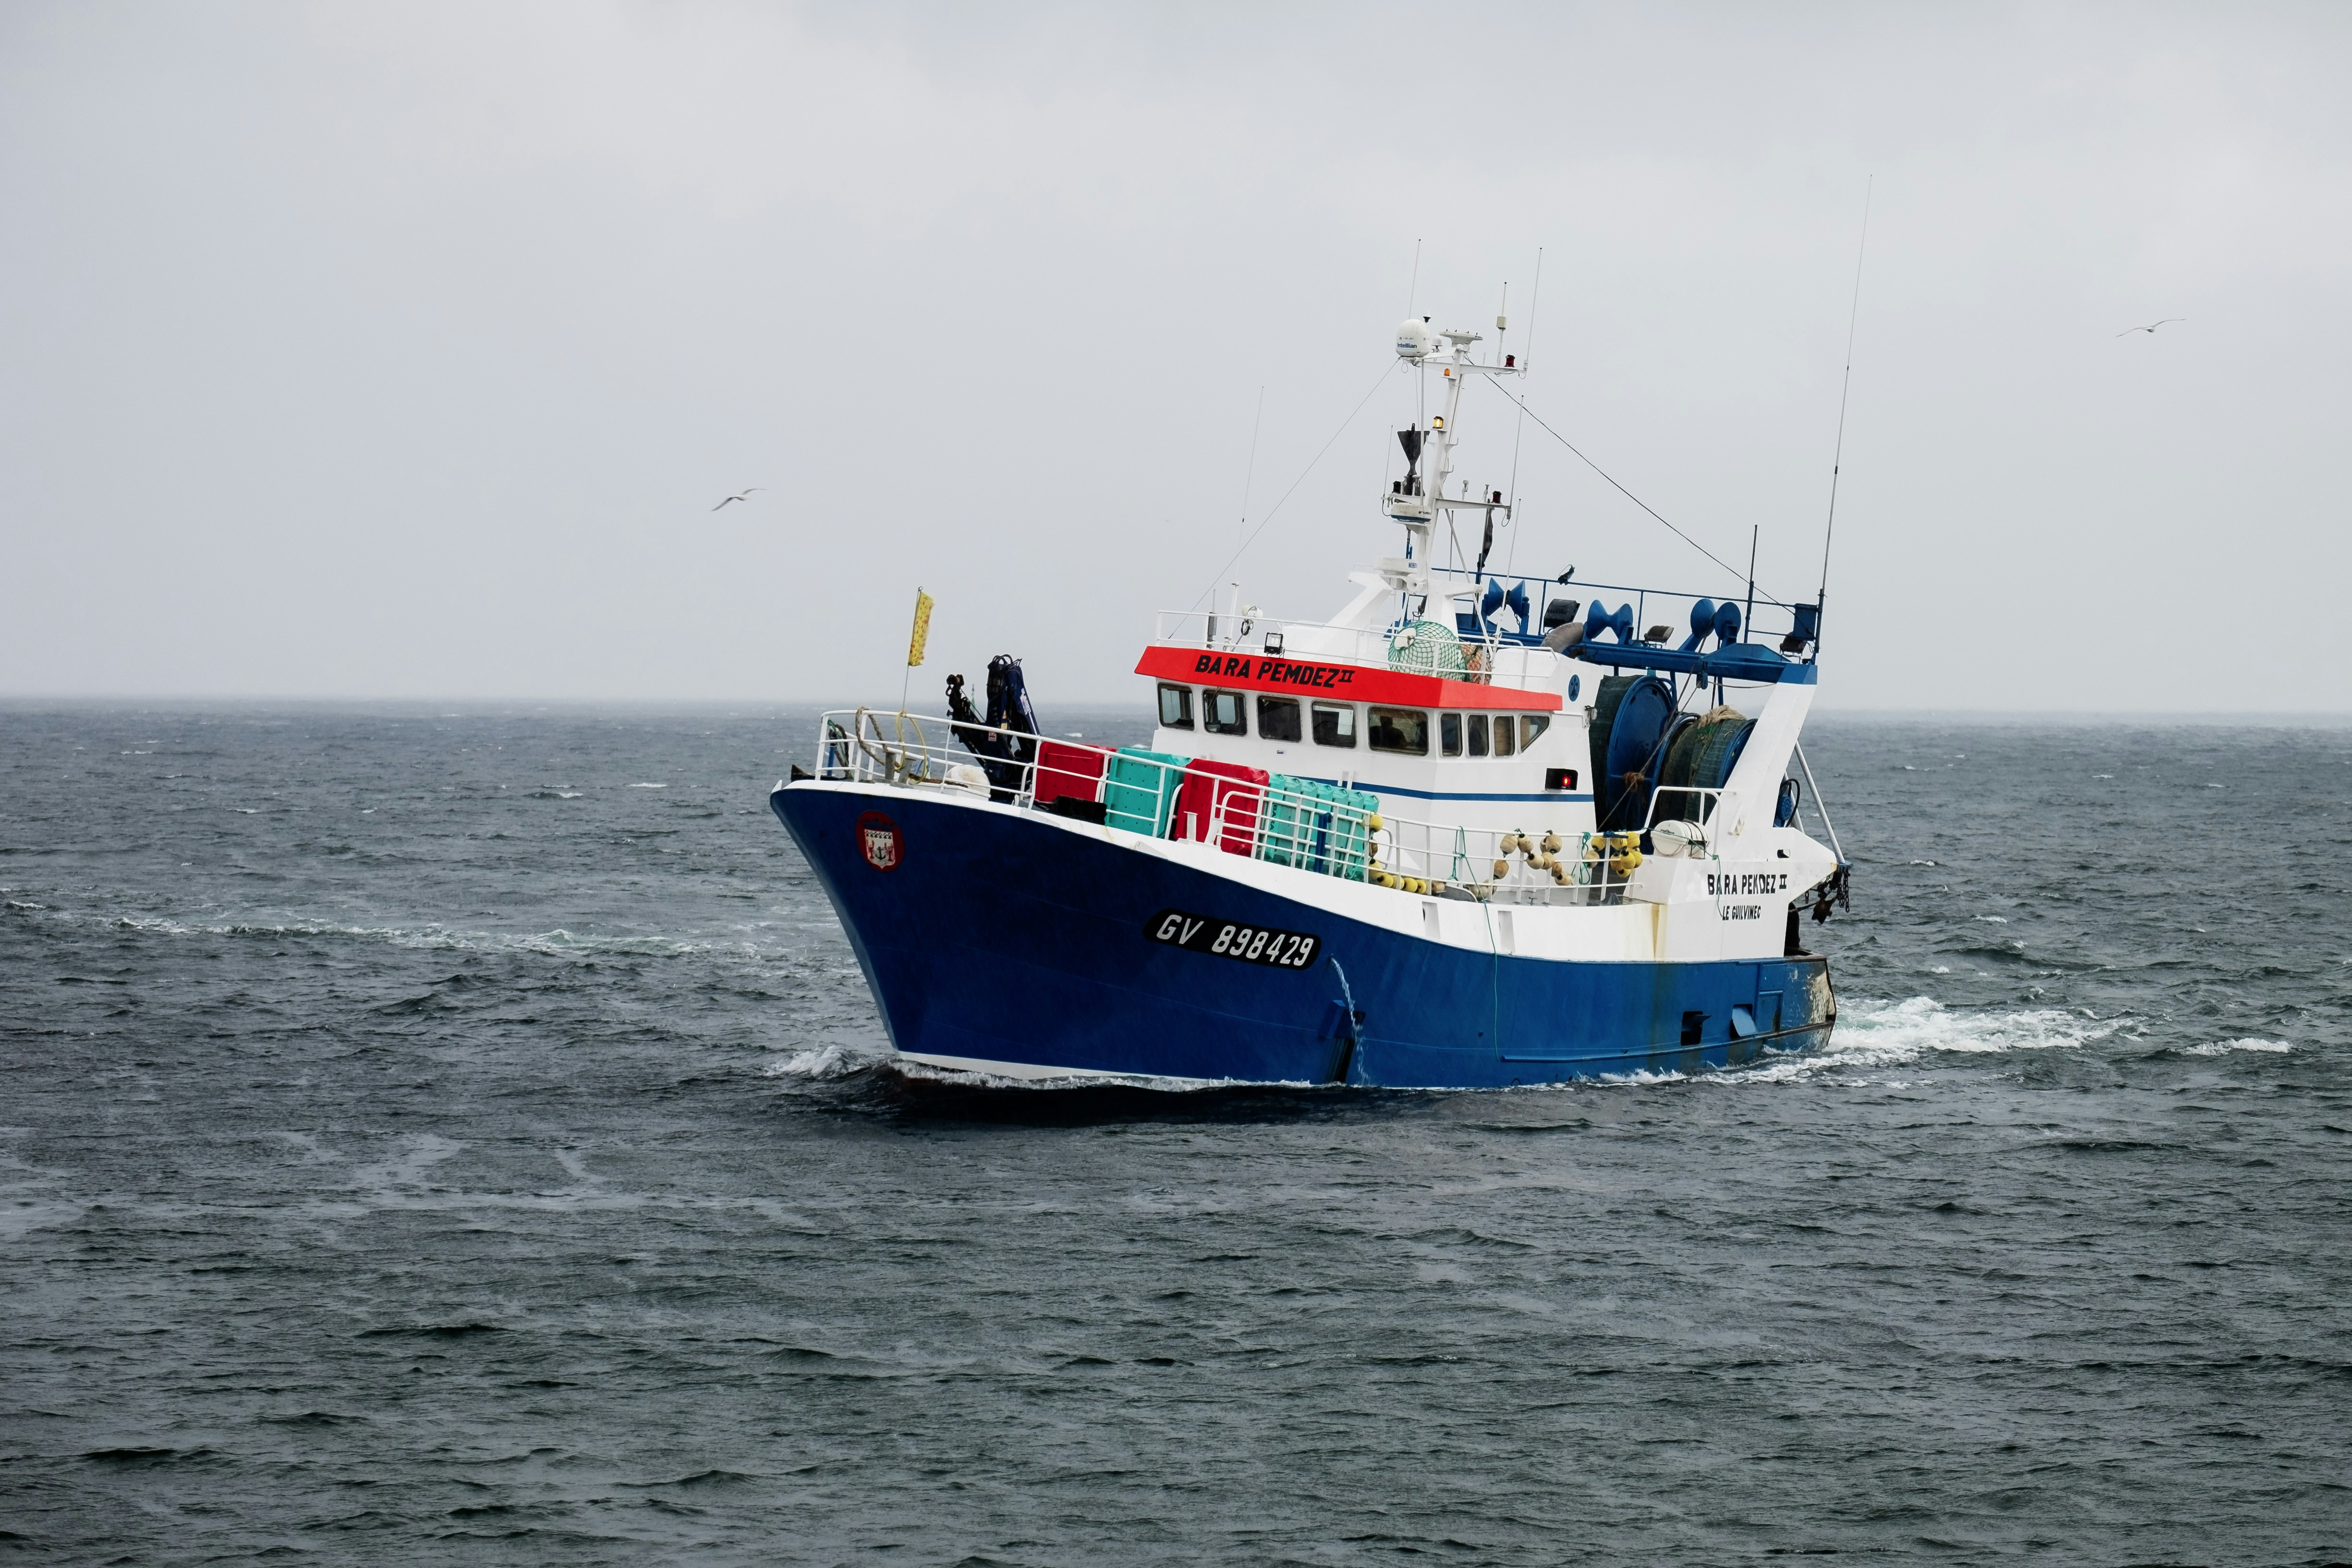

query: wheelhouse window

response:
[1440,713,1462,757]
[1368,707,1429,755]
[1256,695,1302,743]
[1312,702,1357,748]
[1203,688,1247,736]
[1521,714,1550,748]
[1157,683,1194,729]
[1466,714,1489,757]
[1492,715,1516,757]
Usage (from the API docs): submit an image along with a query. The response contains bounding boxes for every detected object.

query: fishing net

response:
[1386,619,1467,679]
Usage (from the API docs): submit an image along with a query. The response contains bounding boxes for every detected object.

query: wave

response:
[771,998,2140,1098]
[1720,995,2126,1083]
[762,1043,1319,1097]
[889,1055,1299,1093]
[764,1043,866,1079]
[2179,1038,2291,1056]
[98,910,774,961]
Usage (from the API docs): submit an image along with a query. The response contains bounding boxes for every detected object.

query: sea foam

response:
[1720,994,2125,1084]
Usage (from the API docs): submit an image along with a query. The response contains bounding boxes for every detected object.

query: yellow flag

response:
[906,588,934,668]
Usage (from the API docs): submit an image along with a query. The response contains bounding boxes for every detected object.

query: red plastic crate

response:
[1032,740,1108,806]
[1174,759,1268,855]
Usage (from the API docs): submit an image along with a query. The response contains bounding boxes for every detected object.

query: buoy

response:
[1492,858,1510,879]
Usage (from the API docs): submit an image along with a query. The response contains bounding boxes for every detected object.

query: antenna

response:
[1744,524,1758,649]
[1502,246,1542,576]
[1237,385,1264,545]
[1816,179,1872,656]
[1406,238,1422,315]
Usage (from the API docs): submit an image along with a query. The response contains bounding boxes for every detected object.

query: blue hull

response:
[771,784,1833,1088]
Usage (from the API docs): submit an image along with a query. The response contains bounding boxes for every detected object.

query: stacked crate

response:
[1258,776,1377,881]
[1102,747,1187,837]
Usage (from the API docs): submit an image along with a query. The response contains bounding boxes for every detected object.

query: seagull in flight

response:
[2117,319,2184,337]
[712,488,762,511]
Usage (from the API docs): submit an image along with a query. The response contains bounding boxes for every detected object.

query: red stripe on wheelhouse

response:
[1134,645,1563,711]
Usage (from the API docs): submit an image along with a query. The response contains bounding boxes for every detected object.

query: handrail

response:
[1151,569,1817,678]
[1425,566,1815,649]
[1644,784,1727,833]
[813,710,1376,882]
[803,709,1659,906]
[850,706,941,786]
[1151,609,1395,664]
[1148,611,1556,691]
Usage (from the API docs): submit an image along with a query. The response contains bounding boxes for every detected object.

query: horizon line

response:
[6,694,2352,726]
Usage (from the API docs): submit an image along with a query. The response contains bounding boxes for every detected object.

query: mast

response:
[1384,318,1524,605]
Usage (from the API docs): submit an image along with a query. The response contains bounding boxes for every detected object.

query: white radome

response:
[1394,318,1432,360]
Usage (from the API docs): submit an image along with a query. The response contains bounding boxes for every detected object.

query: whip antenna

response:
[1236,385,1265,546]
[1502,245,1543,576]
[1817,177,1872,653]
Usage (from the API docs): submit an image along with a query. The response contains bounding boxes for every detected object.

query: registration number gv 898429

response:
[1147,909,1320,970]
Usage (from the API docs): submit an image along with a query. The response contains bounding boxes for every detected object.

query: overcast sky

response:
[3,3,2346,710]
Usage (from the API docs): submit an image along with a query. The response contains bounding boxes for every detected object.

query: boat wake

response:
[1715,994,2128,1084]
[762,995,2149,1102]
[763,1043,867,1079]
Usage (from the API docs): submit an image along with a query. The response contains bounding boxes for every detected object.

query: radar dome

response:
[1394,318,1432,360]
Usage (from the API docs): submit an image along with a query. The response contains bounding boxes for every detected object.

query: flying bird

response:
[712,488,762,511]
[2116,319,2184,337]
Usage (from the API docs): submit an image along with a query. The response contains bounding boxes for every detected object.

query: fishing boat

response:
[769,313,1851,1086]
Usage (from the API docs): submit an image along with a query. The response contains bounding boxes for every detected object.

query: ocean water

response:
[2,704,2346,1566]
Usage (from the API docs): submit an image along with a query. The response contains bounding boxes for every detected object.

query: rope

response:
[1327,956,1363,1085]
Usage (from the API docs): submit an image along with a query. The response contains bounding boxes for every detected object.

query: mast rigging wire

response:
[1477,377,1787,606]
[1236,384,1265,546]
[1188,362,1402,614]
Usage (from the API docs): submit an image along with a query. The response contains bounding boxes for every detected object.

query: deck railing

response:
[1150,610,1393,667]
[1151,570,1820,672]
[808,709,1654,907]
[817,709,1373,878]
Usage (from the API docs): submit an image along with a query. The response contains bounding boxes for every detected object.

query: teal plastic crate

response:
[1259,773,1313,867]
[1103,747,1187,837]
[1322,783,1378,879]
[1256,776,1378,878]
